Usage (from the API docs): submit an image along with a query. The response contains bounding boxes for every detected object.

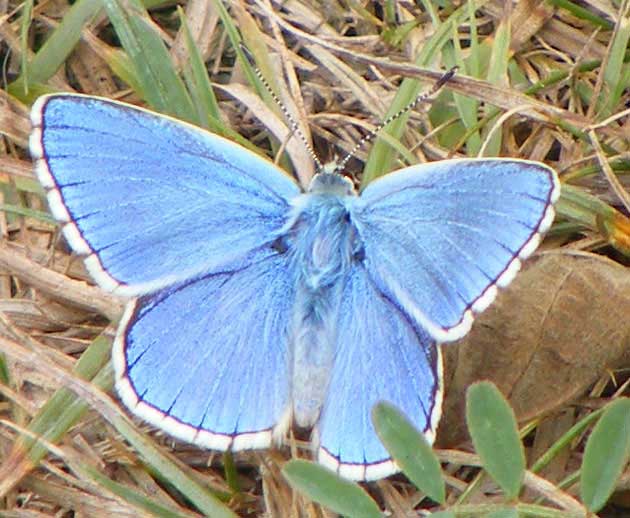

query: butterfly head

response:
[308,171,356,197]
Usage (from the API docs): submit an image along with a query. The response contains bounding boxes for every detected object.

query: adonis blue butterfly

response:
[30,93,559,480]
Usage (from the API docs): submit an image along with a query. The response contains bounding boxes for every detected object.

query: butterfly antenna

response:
[240,44,325,173]
[332,66,458,175]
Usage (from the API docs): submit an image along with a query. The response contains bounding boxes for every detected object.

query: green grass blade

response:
[282,460,381,518]
[19,0,34,96]
[97,47,144,94]
[486,508,519,518]
[84,465,202,518]
[176,7,254,152]
[1,335,111,497]
[530,408,604,474]
[101,0,196,123]
[210,0,288,161]
[372,402,445,503]
[10,0,102,101]
[16,335,111,455]
[482,18,510,157]
[211,0,258,89]
[213,0,287,144]
[10,0,175,100]
[598,7,630,118]
[581,398,630,512]
[5,333,235,517]
[79,362,237,517]
[362,4,468,186]
[449,15,481,155]
[556,184,630,255]
[466,382,525,499]
[0,203,56,224]
[177,7,222,129]
[556,184,617,228]
[550,0,613,28]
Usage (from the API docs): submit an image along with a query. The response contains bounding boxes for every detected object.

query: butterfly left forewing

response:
[31,94,299,297]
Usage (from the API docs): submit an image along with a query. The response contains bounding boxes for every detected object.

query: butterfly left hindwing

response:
[115,253,295,450]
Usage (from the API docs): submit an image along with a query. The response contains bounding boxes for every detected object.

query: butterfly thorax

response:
[281,173,364,427]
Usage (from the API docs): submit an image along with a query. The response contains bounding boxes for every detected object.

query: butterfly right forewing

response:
[353,159,560,342]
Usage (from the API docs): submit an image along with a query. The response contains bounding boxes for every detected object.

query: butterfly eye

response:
[271,236,289,254]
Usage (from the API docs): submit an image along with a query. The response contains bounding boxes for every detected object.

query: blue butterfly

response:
[30,94,560,481]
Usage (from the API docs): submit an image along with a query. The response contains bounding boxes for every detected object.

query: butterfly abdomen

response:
[285,179,363,427]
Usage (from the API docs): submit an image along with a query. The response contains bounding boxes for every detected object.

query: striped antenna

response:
[331,66,458,175]
[239,44,325,173]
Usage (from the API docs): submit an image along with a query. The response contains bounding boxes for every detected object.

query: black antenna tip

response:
[436,66,458,88]
[239,43,256,66]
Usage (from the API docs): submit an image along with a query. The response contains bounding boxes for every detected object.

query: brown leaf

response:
[438,250,630,447]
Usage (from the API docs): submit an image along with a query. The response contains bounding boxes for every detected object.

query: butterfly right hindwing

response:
[315,263,442,481]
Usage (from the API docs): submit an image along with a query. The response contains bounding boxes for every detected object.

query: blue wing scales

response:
[30,94,299,296]
[113,253,294,449]
[316,264,441,481]
[353,159,559,341]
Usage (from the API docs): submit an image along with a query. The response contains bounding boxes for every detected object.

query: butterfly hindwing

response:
[353,159,560,341]
[30,95,300,296]
[316,264,442,481]
[114,252,294,450]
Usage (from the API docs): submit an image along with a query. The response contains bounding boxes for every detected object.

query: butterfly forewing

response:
[354,159,560,342]
[30,94,299,296]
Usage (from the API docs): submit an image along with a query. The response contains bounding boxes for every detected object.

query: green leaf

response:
[581,398,630,512]
[282,460,381,518]
[372,402,445,503]
[466,382,525,499]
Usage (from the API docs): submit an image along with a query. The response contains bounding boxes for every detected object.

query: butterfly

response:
[30,93,560,481]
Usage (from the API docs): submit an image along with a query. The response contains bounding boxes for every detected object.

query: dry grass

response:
[0,0,629,517]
